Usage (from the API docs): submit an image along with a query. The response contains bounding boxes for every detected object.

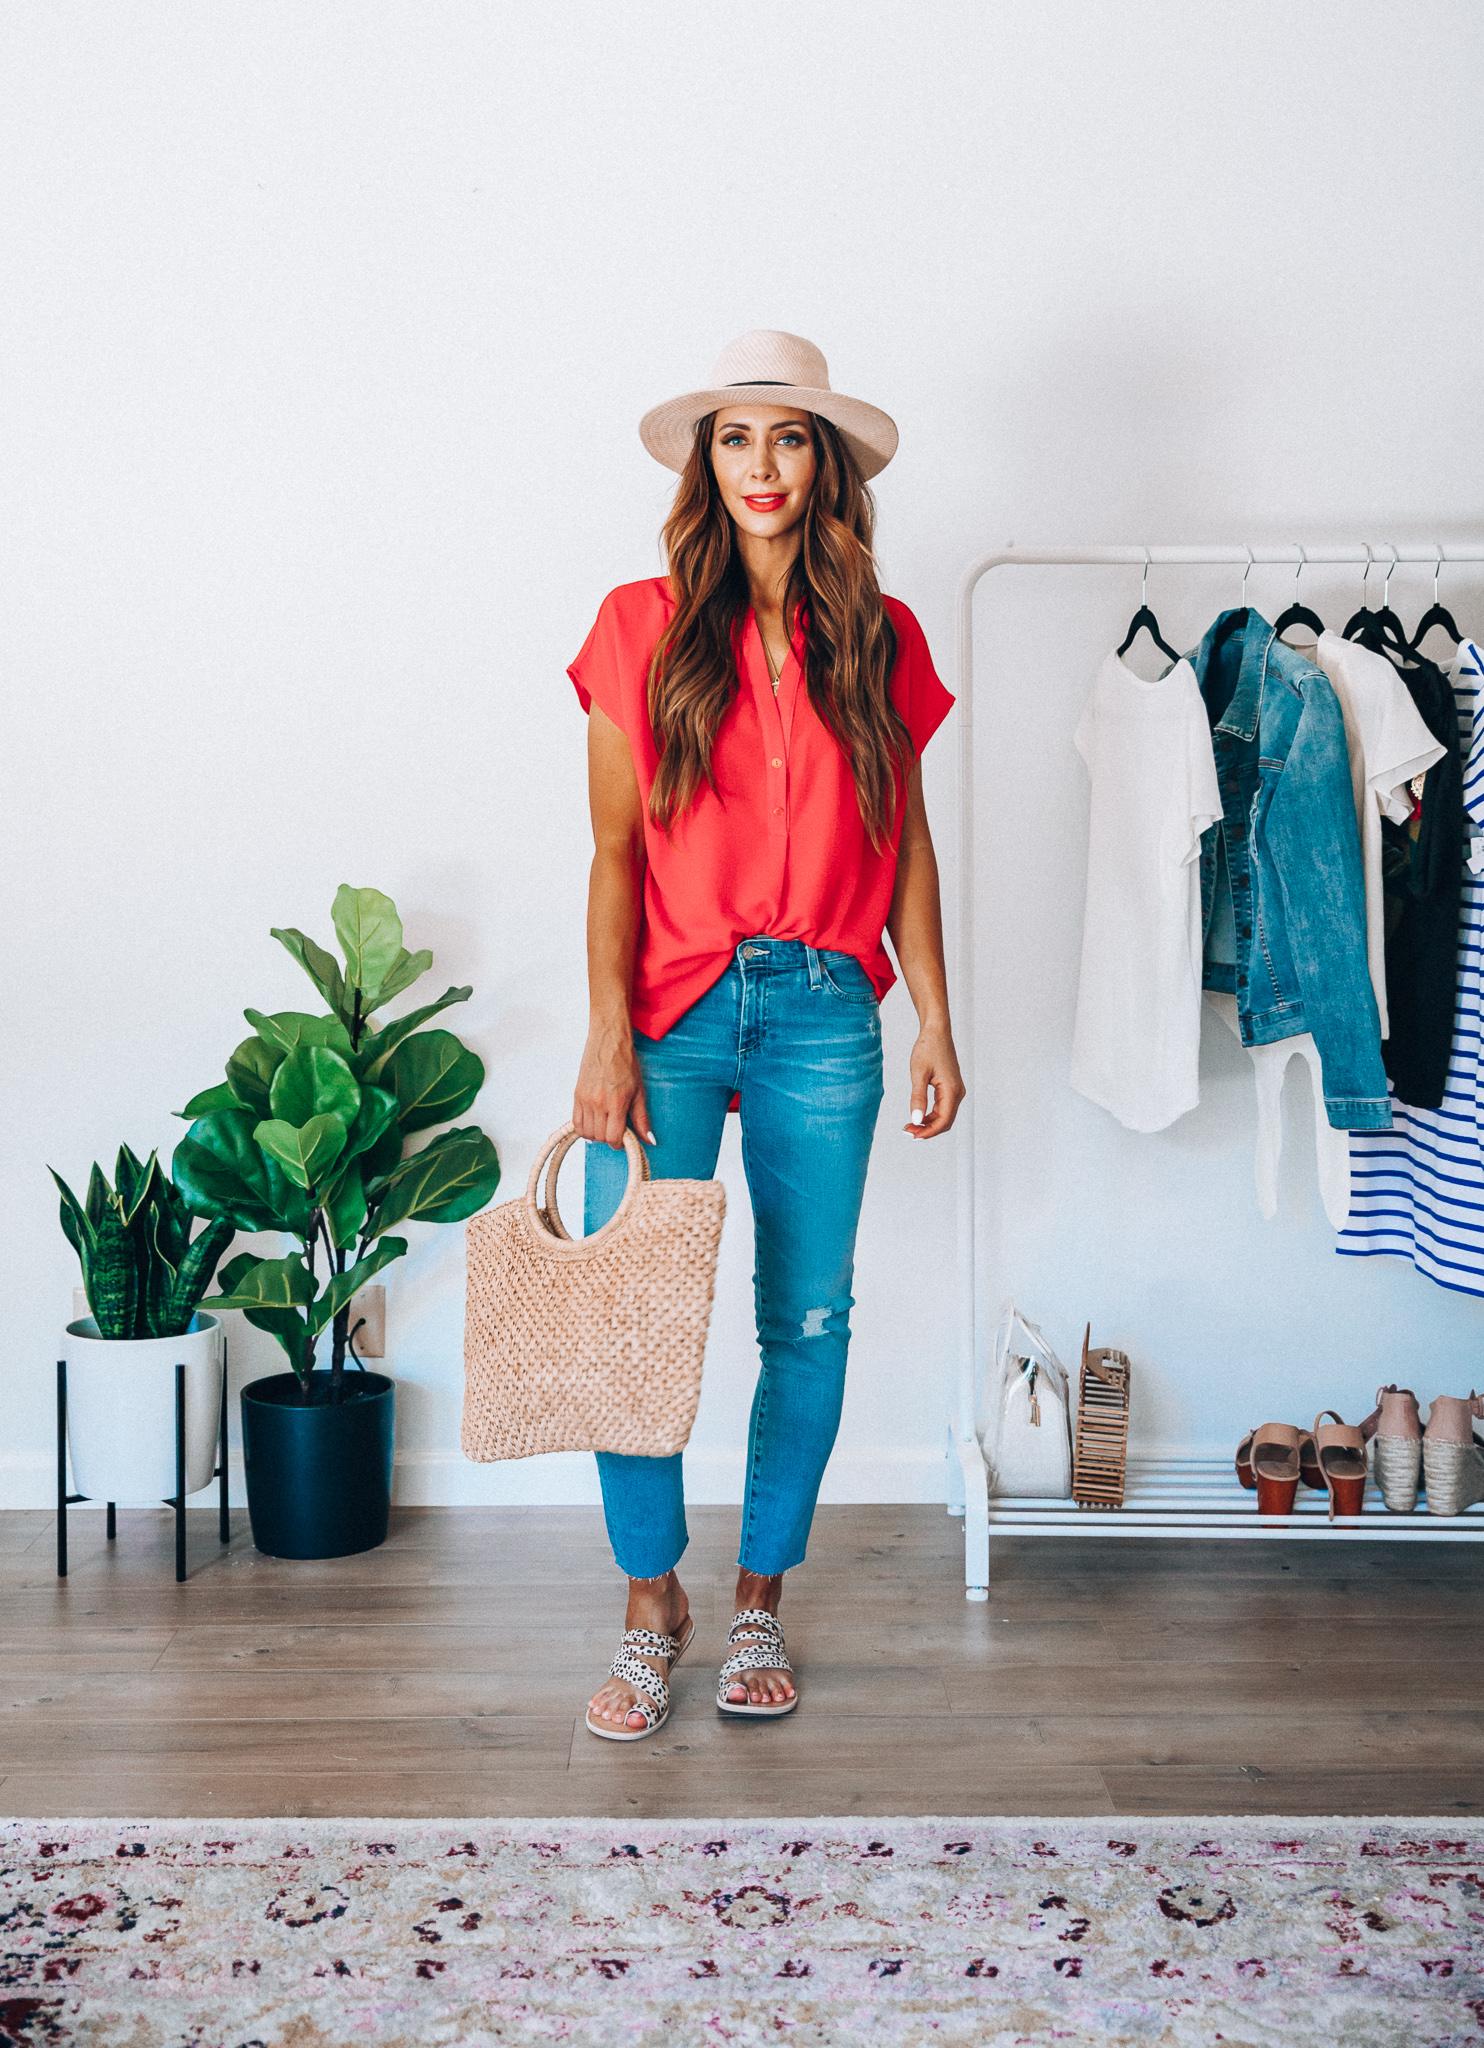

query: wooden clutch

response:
[1072,1324,1132,1509]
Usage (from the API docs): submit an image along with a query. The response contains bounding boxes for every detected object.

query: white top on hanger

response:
[1070,650,1220,1132]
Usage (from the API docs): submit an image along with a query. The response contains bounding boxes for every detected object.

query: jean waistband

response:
[733,938,826,978]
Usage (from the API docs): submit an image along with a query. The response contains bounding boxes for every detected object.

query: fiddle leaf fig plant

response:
[51,1144,234,1340]
[172,886,501,1400]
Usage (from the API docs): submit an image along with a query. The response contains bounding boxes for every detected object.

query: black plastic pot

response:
[241,1370,395,1559]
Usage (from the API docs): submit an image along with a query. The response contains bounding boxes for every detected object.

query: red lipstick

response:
[744,494,787,511]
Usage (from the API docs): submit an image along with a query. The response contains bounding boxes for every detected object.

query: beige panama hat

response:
[639,329,899,481]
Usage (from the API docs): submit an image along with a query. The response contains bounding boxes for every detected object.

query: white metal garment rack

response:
[951,543,1484,1599]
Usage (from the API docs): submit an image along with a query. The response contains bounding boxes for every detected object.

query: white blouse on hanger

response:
[1070,649,1222,1132]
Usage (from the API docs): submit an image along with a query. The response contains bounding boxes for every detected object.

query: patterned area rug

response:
[1,1816,1480,2045]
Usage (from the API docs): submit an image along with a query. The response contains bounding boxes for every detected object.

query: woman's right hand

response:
[573,1014,654,1151]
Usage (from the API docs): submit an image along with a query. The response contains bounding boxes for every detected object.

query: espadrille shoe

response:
[1422,1393,1484,1518]
[1371,1384,1423,1513]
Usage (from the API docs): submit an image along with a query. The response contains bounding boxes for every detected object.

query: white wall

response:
[4,1,1483,1512]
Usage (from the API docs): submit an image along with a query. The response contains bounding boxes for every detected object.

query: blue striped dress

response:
[1338,640,1484,1292]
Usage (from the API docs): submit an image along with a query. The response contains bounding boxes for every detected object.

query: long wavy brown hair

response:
[646,412,911,845]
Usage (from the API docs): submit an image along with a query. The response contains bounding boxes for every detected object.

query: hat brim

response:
[639,383,898,482]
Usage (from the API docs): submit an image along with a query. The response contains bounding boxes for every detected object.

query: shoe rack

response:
[950,544,1484,1598]
[978,1456,1484,1546]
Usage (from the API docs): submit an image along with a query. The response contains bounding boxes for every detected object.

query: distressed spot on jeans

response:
[801,1306,830,1339]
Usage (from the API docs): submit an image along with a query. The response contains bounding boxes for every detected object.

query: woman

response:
[569,330,964,1740]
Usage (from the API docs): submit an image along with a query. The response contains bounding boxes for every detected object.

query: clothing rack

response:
[951,543,1484,1598]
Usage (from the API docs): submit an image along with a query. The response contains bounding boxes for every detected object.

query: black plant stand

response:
[56,1344,231,1582]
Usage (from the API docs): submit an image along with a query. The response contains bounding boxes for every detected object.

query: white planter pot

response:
[64,1313,224,1507]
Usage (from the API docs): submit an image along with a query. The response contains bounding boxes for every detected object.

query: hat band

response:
[726,379,790,387]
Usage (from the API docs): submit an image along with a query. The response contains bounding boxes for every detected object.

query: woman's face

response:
[709,406,817,541]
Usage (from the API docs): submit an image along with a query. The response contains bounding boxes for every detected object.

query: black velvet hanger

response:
[1117,603,1181,664]
[1344,549,1411,661]
[1117,554,1181,665]
[1409,600,1464,653]
[1345,607,1412,661]
[1273,600,1325,641]
[1271,546,1325,644]
[1410,553,1463,653]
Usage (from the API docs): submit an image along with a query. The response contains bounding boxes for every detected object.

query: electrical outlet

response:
[346,1285,385,1358]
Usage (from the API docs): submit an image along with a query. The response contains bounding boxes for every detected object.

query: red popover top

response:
[568,577,953,1039]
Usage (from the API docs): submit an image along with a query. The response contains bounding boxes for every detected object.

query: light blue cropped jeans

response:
[584,938,884,1579]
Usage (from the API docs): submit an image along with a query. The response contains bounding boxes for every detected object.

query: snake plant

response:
[172,886,501,1399]
[51,1145,235,1340]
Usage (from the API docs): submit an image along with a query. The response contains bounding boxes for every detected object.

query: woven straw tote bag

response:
[462,1121,726,1461]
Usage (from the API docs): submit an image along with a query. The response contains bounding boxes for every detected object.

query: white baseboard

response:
[0,1452,242,1513]
[389,1444,950,1508]
[0,1454,57,1510]
[0,1445,948,1511]
[0,1441,1235,1512]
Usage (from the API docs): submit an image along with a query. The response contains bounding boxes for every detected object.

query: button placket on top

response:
[742,613,800,841]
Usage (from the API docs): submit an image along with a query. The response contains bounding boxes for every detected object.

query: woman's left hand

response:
[905,1022,965,1138]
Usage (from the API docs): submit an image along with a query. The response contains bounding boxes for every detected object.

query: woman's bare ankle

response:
[734,1567,784,1616]
[625,1568,686,1634]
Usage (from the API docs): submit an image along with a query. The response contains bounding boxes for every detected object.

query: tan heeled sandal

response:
[1313,1410,1368,1520]
[1298,1429,1324,1492]
[1246,1423,1303,1513]
[1235,1430,1258,1490]
[1237,1426,1324,1497]
[1422,1393,1484,1517]
[585,1614,695,1743]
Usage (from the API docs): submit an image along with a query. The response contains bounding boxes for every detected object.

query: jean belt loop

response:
[805,945,822,991]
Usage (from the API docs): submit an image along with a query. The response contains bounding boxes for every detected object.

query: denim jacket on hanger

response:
[1189,608,1391,1132]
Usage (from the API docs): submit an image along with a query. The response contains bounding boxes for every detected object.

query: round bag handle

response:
[523,1121,650,1245]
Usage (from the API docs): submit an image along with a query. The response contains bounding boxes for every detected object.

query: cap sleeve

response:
[888,601,954,757]
[567,590,629,726]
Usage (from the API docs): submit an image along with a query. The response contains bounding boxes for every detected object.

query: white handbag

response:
[982,1302,1073,1498]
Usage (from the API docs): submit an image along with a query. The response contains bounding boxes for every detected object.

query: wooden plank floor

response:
[2,1504,1481,1818]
